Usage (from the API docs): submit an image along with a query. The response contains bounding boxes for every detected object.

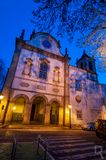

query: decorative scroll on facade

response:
[37,85,46,90]
[52,88,59,92]
[20,82,29,87]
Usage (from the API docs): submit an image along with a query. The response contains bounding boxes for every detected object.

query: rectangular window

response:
[75,80,82,91]
[76,110,82,120]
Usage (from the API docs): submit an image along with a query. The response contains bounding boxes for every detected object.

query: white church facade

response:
[0,31,106,128]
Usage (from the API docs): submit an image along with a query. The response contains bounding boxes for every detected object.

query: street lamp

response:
[13,106,16,111]
[0,93,4,104]
[68,105,72,128]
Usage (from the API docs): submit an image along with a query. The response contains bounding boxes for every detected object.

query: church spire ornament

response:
[19,29,25,40]
[30,29,36,40]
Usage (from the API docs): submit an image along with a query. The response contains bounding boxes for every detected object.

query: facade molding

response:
[14,76,64,88]
[12,88,64,98]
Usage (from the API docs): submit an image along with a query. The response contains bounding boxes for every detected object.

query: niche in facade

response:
[53,66,60,82]
[22,58,33,76]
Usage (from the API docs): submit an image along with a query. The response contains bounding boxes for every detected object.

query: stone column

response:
[0,101,4,123]
[23,103,31,124]
[44,104,51,125]
[5,101,14,123]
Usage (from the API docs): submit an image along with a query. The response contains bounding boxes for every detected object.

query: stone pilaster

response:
[0,101,4,123]
[23,103,31,124]
[5,101,14,123]
[63,48,70,126]
[44,104,51,125]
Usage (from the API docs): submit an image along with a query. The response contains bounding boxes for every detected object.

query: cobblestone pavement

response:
[15,142,43,160]
[40,135,106,160]
[0,142,43,160]
[0,143,12,160]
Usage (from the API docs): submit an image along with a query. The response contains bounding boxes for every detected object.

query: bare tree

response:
[32,0,106,71]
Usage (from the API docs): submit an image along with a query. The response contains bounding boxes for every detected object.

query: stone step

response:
[40,135,106,160]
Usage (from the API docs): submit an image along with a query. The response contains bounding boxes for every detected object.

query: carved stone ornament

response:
[20,82,29,87]
[53,88,59,92]
[37,85,46,90]
[75,95,81,103]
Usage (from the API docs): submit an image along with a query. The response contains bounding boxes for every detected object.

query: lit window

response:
[22,58,33,76]
[39,62,48,80]
[76,110,82,119]
[75,80,82,91]
[53,66,60,82]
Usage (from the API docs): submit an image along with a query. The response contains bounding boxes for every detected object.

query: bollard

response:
[36,135,50,160]
[43,141,49,160]
[11,137,17,160]
[36,134,41,154]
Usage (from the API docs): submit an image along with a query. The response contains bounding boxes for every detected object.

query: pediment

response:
[26,32,63,56]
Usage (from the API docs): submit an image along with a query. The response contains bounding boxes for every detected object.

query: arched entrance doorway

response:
[50,101,59,125]
[12,97,25,123]
[30,97,46,124]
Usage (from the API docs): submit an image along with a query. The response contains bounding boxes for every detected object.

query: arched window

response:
[39,62,48,80]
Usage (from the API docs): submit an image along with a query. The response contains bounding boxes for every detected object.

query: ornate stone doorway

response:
[11,97,25,123]
[30,97,46,124]
[50,101,59,125]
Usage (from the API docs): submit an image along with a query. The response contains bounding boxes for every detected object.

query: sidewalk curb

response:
[0,124,82,131]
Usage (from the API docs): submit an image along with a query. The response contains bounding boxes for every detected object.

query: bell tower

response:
[76,50,98,81]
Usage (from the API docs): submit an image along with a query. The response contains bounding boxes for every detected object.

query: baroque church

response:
[0,31,106,128]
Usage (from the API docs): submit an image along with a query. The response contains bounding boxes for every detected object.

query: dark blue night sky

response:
[0,0,34,67]
[0,0,106,84]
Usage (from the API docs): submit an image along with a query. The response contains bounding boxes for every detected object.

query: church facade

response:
[0,31,106,128]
